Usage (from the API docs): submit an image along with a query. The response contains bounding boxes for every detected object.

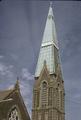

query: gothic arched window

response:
[8,106,21,120]
[48,87,53,106]
[41,81,47,107]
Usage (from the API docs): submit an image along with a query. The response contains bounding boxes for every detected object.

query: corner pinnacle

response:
[14,77,20,91]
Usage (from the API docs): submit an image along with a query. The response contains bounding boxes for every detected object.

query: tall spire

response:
[48,1,53,18]
[35,4,59,77]
[42,3,58,49]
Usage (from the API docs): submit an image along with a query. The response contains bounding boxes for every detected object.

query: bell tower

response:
[32,3,65,120]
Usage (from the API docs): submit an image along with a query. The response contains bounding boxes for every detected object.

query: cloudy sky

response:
[0,0,81,120]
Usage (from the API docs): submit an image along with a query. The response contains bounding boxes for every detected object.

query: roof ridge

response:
[0,88,14,93]
[0,88,14,101]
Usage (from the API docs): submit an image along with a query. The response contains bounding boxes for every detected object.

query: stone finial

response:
[14,77,20,91]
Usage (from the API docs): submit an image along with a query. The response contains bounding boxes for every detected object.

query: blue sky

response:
[0,0,81,120]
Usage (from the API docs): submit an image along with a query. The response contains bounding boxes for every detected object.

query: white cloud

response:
[19,68,34,117]
[20,80,32,117]
[20,81,31,95]
[21,68,34,80]
[0,63,14,77]
[20,68,34,98]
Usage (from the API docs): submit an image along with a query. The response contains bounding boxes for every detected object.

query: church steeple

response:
[32,3,65,120]
[35,4,59,77]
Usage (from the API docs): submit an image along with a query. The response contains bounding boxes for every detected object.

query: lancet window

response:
[41,81,47,107]
[8,106,21,120]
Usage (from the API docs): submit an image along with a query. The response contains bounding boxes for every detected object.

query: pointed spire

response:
[48,1,53,18]
[14,77,20,91]
[42,3,58,49]
[35,3,59,77]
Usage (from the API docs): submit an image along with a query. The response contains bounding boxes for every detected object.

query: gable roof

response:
[0,81,30,120]
[0,79,20,101]
[0,89,14,101]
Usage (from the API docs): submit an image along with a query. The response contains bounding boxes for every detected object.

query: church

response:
[0,3,65,120]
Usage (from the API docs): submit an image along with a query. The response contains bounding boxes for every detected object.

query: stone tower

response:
[32,3,65,120]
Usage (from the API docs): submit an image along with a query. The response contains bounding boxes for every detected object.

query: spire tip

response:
[50,1,52,7]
